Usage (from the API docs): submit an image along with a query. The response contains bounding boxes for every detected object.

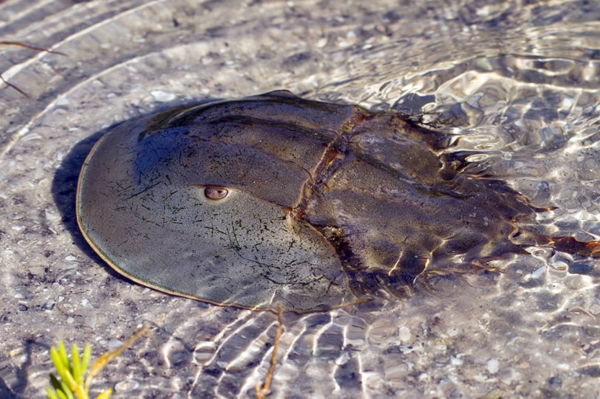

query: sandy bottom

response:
[2,0,600,397]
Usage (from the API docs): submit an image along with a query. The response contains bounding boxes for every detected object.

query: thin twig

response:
[0,74,29,97]
[85,326,152,391]
[0,41,66,97]
[255,304,284,399]
[0,41,66,56]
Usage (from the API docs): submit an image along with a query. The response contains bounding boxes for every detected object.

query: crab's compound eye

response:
[204,186,229,200]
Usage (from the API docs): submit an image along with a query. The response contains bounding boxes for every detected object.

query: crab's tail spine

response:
[512,229,600,258]
[551,236,600,258]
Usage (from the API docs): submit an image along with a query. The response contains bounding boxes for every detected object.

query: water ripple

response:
[2,1,600,398]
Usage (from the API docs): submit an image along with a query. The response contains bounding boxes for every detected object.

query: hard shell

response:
[76,91,600,312]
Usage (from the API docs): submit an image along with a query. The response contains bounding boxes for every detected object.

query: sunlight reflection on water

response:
[1,1,600,397]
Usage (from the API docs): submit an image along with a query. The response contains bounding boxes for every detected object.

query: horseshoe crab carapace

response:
[76,90,600,312]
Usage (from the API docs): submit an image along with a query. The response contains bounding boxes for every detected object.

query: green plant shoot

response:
[46,326,149,399]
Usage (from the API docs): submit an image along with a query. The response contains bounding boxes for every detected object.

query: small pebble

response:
[531,266,546,279]
[487,358,500,374]
[115,379,140,392]
[151,90,176,102]
[399,326,411,341]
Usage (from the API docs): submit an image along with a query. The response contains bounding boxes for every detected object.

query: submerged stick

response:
[0,75,29,97]
[0,41,66,56]
[0,41,66,97]
[255,304,284,399]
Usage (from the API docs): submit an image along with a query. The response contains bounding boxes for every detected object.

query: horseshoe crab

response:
[76,90,600,312]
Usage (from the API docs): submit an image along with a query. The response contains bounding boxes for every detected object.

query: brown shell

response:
[76,90,599,312]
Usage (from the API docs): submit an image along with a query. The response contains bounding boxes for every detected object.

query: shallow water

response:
[1,0,600,397]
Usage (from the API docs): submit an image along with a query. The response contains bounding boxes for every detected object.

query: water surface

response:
[1,1,600,397]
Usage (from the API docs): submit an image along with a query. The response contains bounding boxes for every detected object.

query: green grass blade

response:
[47,329,149,399]
[57,341,70,371]
[82,344,92,377]
[50,348,69,383]
[59,378,74,399]
[46,386,59,399]
[49,347,60,370]
[71,343,82,384]
[51,342,85,398]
